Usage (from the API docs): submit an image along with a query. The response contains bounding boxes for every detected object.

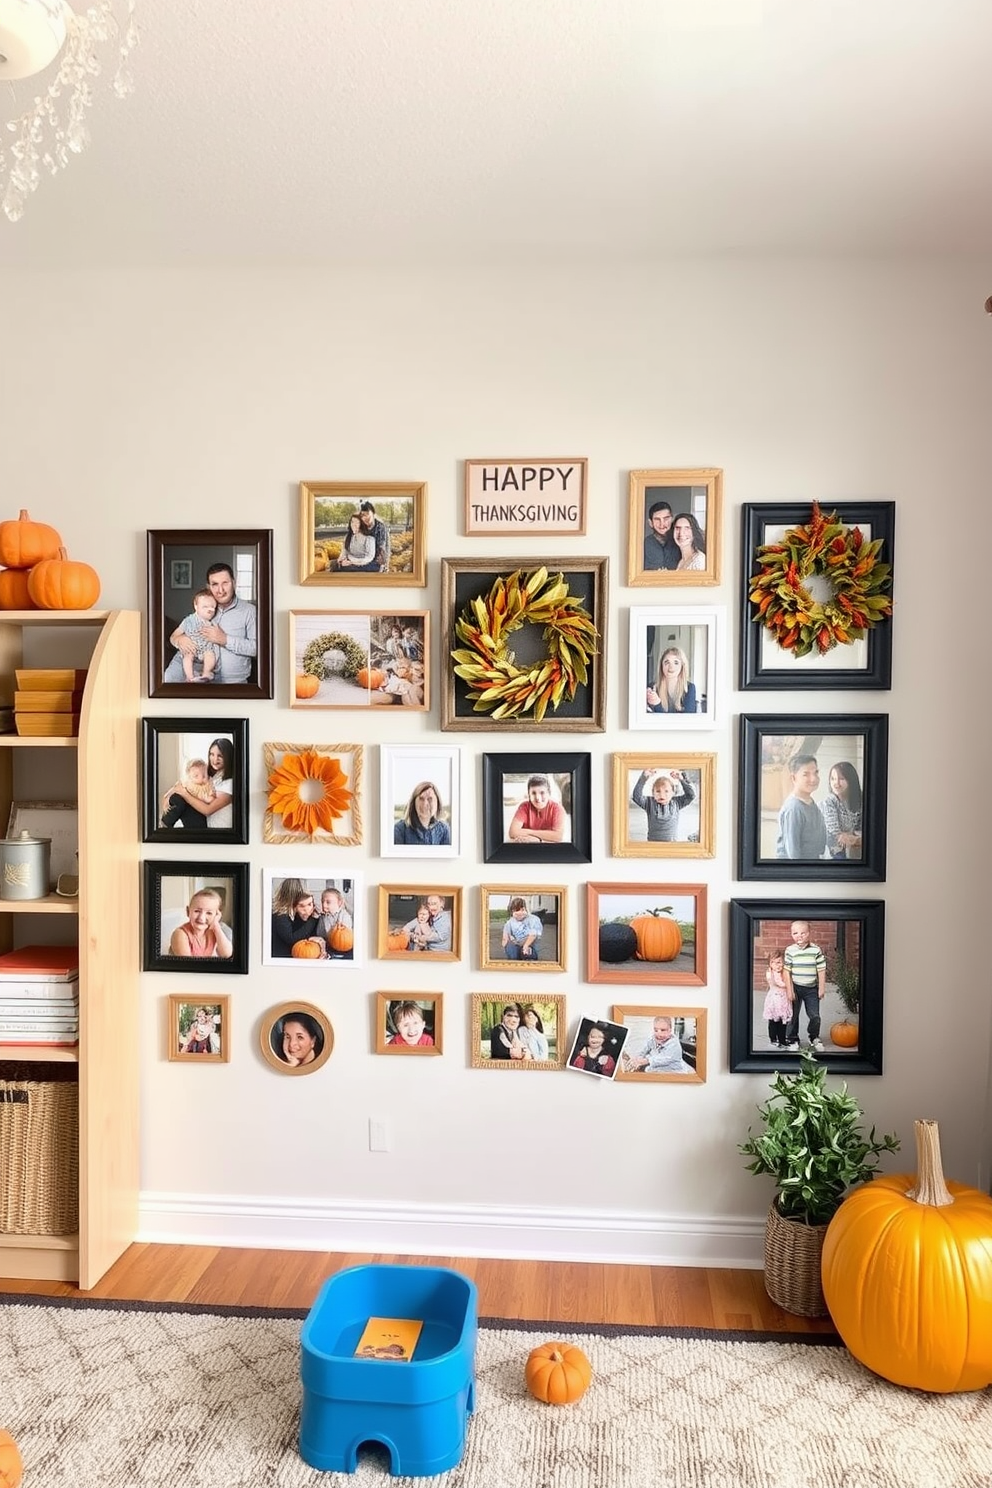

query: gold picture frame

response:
[478,885,566,973]
[375,993,444,1055]
[299,481,427,586]
[377,886,462,962]
[627,468,722,587]
[611,752,716,859]
[470,994,567,1070]
[167,995,230,1063]
[612,1004,707,1084]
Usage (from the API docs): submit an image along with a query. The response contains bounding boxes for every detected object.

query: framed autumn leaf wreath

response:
[440,556,608,732]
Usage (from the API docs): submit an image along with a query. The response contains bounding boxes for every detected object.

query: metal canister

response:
[0,830,52,900]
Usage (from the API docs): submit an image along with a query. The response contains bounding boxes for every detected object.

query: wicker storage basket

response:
[763,1200,829,1317]
[0,1065,79,1235]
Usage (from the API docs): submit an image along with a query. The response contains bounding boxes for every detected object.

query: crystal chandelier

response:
[0,0,138,222]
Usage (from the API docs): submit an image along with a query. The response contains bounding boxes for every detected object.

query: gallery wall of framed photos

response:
[22,256,978,1257]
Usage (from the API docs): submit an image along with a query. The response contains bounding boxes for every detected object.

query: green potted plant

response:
[739,1054,899,1316]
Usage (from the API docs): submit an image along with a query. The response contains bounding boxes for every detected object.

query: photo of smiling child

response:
[377,996,442,1055]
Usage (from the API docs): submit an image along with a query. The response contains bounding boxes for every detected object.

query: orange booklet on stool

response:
[354,1317,424,1361]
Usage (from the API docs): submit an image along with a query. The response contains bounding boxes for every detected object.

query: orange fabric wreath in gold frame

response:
[263,742,363,845]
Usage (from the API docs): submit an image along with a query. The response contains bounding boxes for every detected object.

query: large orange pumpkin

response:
[0,509,61,569]
[356,667,386,691]
[829,1020,859,1049]
[822,1119,992,1392]
[295,673,320,699]
[27,547,100,610]
[291,940,323,959]
[0,568,37,609]
[631,907,682,963]
[387,930,411,952]
[0,1429,23,1488]
[328,925,354,954]
[525,1341,592,1404]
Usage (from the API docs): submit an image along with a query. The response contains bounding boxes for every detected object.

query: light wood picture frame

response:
[259,1000,334,1075]
[289,610,429,711]
[470,994,567,1070]
[611,752,716,859]
[262,741,363,846]
[167,996,230,1063]
[627,468,722,587]
[612,1004,707,1084]
[463,458,588,536]
[377,886,462,962]
[479,885,566,973]
[587,881,708,987]
[299,481,427,586]
[375,994,444,1055]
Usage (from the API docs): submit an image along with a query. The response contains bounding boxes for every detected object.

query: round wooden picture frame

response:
[259,1000,333,1076]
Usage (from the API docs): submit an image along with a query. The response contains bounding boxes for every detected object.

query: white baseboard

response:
[138,1193,765,1269]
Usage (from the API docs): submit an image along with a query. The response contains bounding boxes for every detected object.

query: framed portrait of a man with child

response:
[738,714,888,882]
[377,886,462,962]
[146,529,273,701]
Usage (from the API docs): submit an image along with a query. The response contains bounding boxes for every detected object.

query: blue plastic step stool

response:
[299,1263,478,1476]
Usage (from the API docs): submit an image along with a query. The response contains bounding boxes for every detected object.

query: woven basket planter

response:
[763,1201,830,1317]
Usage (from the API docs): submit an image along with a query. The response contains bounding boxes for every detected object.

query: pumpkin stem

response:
[550,1349,564,1362]
[906,1118,954,1208]
[18,509,29,521]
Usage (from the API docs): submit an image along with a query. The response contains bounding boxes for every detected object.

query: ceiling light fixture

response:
[0,0,138,222]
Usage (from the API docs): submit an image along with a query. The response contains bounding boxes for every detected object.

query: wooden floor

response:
[0,1245,836,1333]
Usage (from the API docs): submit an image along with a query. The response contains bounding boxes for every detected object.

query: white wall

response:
[2,258,988,1263]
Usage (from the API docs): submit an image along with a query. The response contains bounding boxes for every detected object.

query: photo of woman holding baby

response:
[143,719,249,845]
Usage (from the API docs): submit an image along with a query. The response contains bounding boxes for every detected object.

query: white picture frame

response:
[628,606,723,732]
[261,869,364,968]
[379,744,461,859]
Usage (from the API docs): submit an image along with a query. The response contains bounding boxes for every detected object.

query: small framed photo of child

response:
[479,886,566,973]
[470,995,567,1070]
[587,882,707,987]
[146,529,274,701]
[481,751,592,865]
[375,994,443,1055]
[142,861,250,975]
[298,482,428,587]
[288,610,429,711]
[628,607,722,731]
[142,718,249,845]
[380,745,461,860]
[377,886,462,962]
[728,898,885,1075]
[168,996,229,1063]
[612,1005,706,1084]
[566,1017,629,1080]
[262,871,363,968]
[611,752,716,859]
[626,468,723,588]
[738,714,888,882]
[259,1000,334,1076]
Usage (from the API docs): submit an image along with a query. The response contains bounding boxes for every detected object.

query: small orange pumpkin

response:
[525,1341,592,1404]
[27,547,100,610]
[0,509,61,569]
[328,925,354,954]
[0,1429,23,1488]
[295,672,320,699]
[0,567,37,609]
[830,1020,859,1048]
[630,907,682,963]
[387,929,410,952]
[356,667,387,691]
[291,940,323,959]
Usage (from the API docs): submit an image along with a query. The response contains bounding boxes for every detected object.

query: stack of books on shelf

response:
[0,944,80,1047]
[14,669,88,737]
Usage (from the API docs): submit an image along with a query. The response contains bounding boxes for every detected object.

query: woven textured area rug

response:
[1,1294,990,1487]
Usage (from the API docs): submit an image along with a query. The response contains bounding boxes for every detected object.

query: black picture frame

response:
[143,860,250,975]
[482,751,592,864]
[729,898,884,1075]
[739,503,895,691]
[146,529,274,700]
[440,557,608,732]
[738,713,888,882]
[142,717,249,845]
